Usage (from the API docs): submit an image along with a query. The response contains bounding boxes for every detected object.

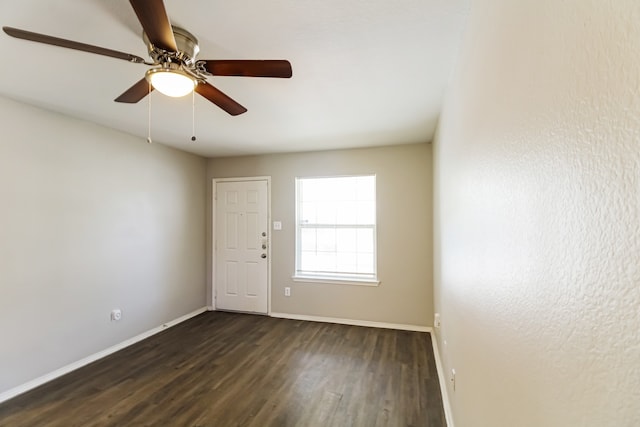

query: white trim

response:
[0,307,207,404]
[212,176,272,315]
[292,275,380,286]
[431,332,454,427]
[214,176,273,183]
[211,179,217,309]
[270,312,431,333]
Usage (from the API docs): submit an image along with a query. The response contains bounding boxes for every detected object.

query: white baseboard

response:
[269,312,432,333]
[0,307,208,404]
[431,331,454,427]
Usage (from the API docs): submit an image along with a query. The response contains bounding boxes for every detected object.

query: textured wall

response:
[0,97,207,396]
[207,144,433,327]
[434,0,640,426]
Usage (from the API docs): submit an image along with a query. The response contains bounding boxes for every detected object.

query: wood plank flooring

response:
[0,312,445,427]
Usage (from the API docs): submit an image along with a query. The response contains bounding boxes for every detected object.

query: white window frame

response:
[293,175,380,286]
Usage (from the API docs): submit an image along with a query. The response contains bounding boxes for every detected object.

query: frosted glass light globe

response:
[146,69,195,97]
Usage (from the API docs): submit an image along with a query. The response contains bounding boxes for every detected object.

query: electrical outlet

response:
[284,287,291,297]
[111,309,122,321]
[434,313,441,328]
[450,369,456,391]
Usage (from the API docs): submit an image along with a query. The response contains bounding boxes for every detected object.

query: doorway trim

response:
[211,176,272,314]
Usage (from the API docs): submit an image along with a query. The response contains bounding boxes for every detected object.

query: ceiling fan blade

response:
[114,78,153,103]
[195,82,247,116]
[129,0,177,52]
[199,60,293,78]
[2,26,147,63]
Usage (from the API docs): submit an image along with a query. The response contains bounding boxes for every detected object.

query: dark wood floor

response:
[0,312,445,427]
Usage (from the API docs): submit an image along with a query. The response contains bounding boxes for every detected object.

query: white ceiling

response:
[0,0,469,157]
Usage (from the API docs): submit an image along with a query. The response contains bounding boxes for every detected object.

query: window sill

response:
[292,274,380,287]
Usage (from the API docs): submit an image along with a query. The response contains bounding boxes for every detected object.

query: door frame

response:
[211,176,272,314]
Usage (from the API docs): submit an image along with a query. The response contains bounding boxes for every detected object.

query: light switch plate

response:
[273,221,282,230]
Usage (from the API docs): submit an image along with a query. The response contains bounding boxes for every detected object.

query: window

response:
[294,175,378,284]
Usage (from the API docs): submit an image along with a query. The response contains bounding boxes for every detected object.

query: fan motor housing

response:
[143,25,200,65]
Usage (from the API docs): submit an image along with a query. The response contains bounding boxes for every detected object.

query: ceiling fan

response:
[2,0,292,116]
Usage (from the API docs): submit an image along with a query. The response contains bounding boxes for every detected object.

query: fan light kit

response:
[2,0,292,117]
[146,66,195,98]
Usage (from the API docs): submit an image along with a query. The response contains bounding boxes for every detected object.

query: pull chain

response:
[191,88,197,142]
[147,81,153,144]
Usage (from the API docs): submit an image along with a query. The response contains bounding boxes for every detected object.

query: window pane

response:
[296,175,376,279]
[316,228,336,252]
[300,202,316,224]
[334,178,357,201]
[357,176,375,201]
[336,201,357,224]
[301,228,316,251]
[301,251,318,271]
[301,180,321,201]
[357,229,374,253]
[316,201,337,224]
[336,228,357,252]
[317,252,337,272]
[357,253,374,274]
[336,252,357,273]
[356,201,375,225]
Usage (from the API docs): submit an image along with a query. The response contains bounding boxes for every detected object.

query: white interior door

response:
[215,179,269,313]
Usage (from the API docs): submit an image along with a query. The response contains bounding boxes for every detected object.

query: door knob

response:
[262,244,267,249]
[261,254,267,259]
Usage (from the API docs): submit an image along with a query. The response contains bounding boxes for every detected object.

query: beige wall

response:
[208,143,433,326]
[0,96,208,396]
[434,0,640,426]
